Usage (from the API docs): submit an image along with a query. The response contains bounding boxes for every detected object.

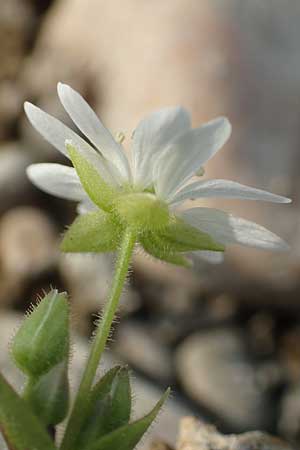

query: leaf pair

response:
[76,366,169,450]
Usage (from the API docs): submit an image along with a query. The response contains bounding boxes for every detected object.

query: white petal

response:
[131,106,191,187]
[155,117,231,201]
[193,250,224,264]
[24,102,116,185]
[171,179,291,205]
[181,207,289,251]
[57,83,131,180]
[77,198,97,215]
[27,163,87,201]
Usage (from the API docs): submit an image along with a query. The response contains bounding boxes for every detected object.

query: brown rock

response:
[0,1,36,140]
[0,207,58,287]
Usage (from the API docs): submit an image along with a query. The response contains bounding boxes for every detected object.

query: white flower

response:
[25,83,290,264]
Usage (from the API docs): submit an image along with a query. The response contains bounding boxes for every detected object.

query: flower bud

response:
[12,290,69,377]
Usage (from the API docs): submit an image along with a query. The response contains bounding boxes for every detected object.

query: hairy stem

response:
[60,228,136,450]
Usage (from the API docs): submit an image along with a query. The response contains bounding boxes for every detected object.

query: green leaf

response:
[0,372,56,450]
[140,234,192,267]
[12,290,69,377]
[25,362,69,426]
[86,388,170,450]
[67,143,116,212]
[159,216,225,252]
[61,210,122,253]
[76,366,131,450]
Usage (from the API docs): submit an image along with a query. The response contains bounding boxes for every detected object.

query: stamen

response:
[196,167,205,177]
[115,131,125,144]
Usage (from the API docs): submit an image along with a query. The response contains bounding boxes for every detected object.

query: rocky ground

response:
[1,1,300,449]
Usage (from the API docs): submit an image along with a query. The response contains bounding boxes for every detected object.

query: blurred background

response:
[1,0,300,448]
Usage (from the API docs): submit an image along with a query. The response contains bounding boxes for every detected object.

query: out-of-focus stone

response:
[114,321,173,383]
[177,417,292,450]
[280,327,300,383]
[0,1,36,141]
[278,383,300,443]
[0,144,32,212]
[59,253,140,333]
[133,253,201,312]
[175,329,275,431]
[0,207,58,290]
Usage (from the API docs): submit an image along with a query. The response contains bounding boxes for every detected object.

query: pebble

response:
[0,144,32,212]
[175,328,275,431]
[114,320,173,383]
[278,383,300,443]
[0,207,58,282]
[0,1,36,140]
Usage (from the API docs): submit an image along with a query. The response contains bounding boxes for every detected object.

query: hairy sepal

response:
[11,290,69,378]
[141,233,192,267]
[61,210,123,253]
[160,216,225,252]
[67,143,117,212]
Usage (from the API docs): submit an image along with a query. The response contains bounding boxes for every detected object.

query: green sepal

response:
[24,362,69,426]
[76,366,131,450]
[61,210,123,253]
[11,290,69,377]
[114,193,169,231]
[140,234,192,268]
[0,371,57,450]
[159,216,225,252]
[67,143,116,212]
[86,388,170,450]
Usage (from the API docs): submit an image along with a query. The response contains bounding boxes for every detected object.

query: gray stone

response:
[278,383,300,443]
[114,321,173,383]
[175,329,274,431]
[0,144,32,212]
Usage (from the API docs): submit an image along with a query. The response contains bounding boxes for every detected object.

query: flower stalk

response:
[60,228,136,450]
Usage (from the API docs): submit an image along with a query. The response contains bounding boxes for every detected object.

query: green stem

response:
[60,228,136,450]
